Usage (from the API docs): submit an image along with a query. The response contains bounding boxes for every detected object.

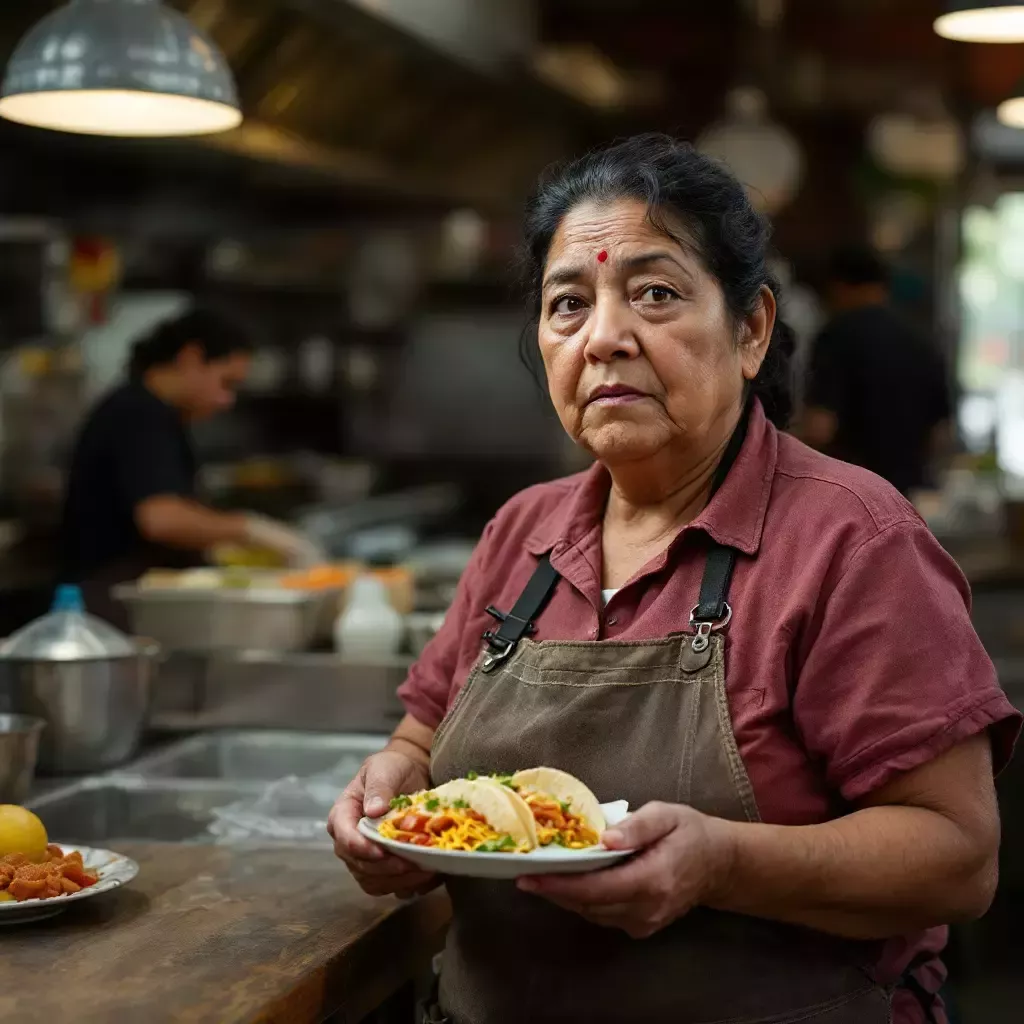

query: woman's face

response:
[538,198,774,467]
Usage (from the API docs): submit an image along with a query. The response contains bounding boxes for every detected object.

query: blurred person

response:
[60,307,320,622]
[799,245,952,495]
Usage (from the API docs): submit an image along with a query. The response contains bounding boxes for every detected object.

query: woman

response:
[329,135,1020,1024]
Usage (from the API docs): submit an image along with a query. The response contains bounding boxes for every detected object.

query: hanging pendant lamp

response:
[934,3,1024,43]
[997,81,1024,127]
[0,0,241,137]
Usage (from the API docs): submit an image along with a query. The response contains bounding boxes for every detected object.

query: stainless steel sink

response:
[126,730,386,782]
[25,731,386,845]
[28,779,258,845]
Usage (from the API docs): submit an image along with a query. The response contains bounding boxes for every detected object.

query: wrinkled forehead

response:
[543,197,705,283]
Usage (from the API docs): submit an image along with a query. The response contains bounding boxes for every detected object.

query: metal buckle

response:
[480,637,514,672]
[688,602,732,653]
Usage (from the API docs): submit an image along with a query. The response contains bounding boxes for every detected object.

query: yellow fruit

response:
[0,892,14,902]
[0,805,48,863]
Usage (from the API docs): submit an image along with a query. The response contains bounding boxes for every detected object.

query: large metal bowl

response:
[0,642,159,775]
[0,713,45,802]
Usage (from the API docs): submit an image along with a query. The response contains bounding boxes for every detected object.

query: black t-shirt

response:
[60,382,200,582]
[804,305,952,495]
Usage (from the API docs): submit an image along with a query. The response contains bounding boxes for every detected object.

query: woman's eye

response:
[639,285,678,304]
[552,295,586,315]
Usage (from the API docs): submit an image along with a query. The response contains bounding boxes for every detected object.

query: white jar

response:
[334,575,404,659]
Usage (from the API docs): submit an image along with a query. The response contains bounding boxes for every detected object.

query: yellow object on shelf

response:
[0,805,48,863]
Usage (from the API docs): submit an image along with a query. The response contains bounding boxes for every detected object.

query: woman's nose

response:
[583,297,640,363]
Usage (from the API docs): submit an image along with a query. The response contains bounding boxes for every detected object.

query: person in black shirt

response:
[61,307,320,621]
[799,245,952,495]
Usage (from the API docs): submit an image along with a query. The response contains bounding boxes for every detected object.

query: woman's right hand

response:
[328,749,439,898]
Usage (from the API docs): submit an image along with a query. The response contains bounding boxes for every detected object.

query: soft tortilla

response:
[511,767,607,834]
[431,778,536,848]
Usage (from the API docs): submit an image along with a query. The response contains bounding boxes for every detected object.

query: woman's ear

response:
[740,285,776,382]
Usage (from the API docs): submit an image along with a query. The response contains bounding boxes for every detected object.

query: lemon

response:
[0,805,48,863]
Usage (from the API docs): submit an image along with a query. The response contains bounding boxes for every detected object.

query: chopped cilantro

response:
[389,795,412,810]
[495,775,519,790]
[424,797,440,812]
[466,770,478,781]
[551,833,566,847]
[451,798,469,809]
[559,799,572,813]
[477,834,517,853]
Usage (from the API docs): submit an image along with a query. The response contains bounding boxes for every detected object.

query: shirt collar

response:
[525,399,777,558]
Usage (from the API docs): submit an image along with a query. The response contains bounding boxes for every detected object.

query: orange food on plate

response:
[0,845,98,903]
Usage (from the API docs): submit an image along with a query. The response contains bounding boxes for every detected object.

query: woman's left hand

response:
[517,802,733,939]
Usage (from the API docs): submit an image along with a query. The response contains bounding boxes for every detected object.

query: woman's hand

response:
[328,749,439,898]
[517,802,732,939]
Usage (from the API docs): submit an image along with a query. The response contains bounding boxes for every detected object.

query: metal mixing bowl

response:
[0,714,45,803]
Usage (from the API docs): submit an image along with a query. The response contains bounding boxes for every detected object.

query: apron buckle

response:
[480,637,514,672]
[688,603,732,653]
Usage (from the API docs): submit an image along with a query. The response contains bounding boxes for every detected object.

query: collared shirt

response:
[399,400,1020,1022]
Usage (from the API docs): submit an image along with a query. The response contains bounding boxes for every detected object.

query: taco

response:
[376,778,534,853]
[500,767,606,849]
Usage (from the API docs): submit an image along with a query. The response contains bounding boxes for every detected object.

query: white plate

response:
[0,844,139,925]
[358,800,634,879]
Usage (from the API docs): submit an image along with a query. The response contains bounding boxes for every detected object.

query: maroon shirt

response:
[400,400,1020,1022]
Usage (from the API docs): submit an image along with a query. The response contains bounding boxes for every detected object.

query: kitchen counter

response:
[0,843,451,1024]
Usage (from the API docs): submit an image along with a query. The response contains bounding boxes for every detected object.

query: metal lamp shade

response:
[0,0,241,137]
[934,3,1024,42]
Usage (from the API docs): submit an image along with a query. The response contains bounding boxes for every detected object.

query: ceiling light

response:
[997,86,1024,127]
[934,3,1024,43]
[0,0,241,137]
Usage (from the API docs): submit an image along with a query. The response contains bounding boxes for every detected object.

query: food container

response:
[0,589,157,774]
[113,583,324,654]
[0,714,45,802]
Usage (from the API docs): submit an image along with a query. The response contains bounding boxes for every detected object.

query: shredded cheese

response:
[378,797,527,853]
[522,792,599,849]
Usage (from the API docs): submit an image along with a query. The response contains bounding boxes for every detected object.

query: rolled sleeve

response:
[397,519,496,729]
[793,520,1021,803]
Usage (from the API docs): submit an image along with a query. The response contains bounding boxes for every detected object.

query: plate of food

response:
[0,806,138,925]
[358,767,633,879]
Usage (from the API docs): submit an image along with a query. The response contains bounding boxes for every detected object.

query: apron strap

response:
[481,554,559,671]
[688,400,752,650]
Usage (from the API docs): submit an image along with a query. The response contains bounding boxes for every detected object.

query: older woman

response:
[329,135,1020,1024]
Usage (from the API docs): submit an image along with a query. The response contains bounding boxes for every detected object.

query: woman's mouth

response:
[587,385,648,406]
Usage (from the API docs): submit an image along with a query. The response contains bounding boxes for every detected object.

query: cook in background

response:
[59,307,321,624]
[329,135,1018,1024]
[798,244,954,496]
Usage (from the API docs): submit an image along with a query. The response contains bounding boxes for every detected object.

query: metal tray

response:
[113,584,326,654]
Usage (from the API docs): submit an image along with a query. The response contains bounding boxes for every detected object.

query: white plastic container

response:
[333,575,404,659]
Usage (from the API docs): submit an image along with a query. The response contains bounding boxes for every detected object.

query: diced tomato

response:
[395,812,432,834]
[426,815,456,834]
[464,809,485,823]
[410,834,433,846]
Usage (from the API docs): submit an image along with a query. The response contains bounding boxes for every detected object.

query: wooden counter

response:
[0,843,451,1024]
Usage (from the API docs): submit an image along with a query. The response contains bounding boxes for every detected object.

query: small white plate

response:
[0,844,139,925]
[358,800,634,879]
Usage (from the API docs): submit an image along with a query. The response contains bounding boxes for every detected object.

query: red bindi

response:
[597,250,608,263]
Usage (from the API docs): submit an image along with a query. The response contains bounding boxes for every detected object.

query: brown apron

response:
[423,409,908,1024]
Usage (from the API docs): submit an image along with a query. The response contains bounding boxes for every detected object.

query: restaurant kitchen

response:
[0,2,1023,1022]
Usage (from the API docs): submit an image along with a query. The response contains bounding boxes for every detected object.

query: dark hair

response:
[518,133,795,428]
[128,306,254,380]
[827,243,889,288]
